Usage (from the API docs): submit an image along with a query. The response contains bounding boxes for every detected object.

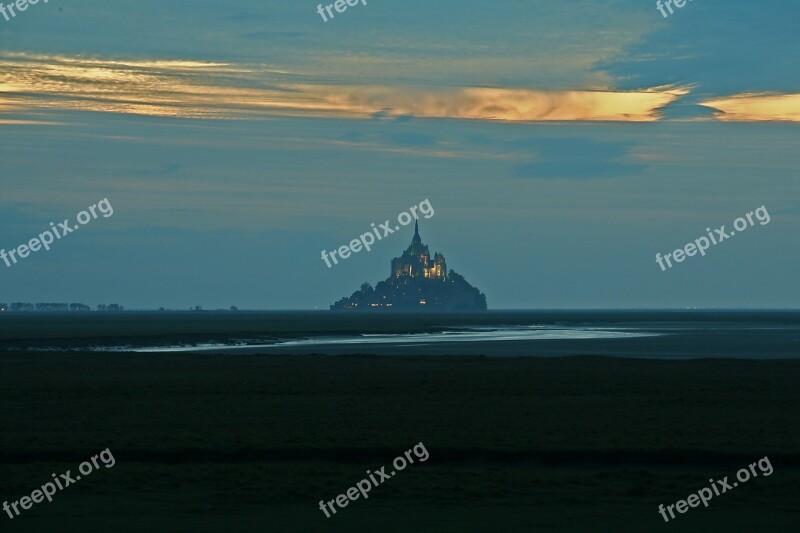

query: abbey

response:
[391,222,447,280]
[331,222,487,312]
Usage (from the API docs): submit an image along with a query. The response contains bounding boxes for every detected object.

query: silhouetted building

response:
[391,221,447,280]
[332,222,487,312]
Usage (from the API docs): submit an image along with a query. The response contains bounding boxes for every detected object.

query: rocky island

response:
[331,222,487,311]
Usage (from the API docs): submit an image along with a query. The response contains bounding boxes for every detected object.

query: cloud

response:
[0,118,65,125]
[0,53,689,123]
[700,93,800,122]
[599,0,800,96]
[0,53,280,119]
[304,85,689,122]
[6,53,799,125]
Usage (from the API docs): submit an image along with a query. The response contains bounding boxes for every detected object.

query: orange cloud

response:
[0,53,687,122]
[295,85,688,122]
[701,93,800,122]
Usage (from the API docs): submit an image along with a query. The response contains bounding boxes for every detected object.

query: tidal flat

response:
[1,352,799,531]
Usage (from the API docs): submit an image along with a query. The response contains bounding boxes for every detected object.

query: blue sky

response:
[0,0,798,309]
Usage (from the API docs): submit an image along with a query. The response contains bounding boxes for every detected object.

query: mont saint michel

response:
[331,222,488,311]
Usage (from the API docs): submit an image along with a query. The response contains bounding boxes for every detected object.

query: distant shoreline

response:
[2,310,799,359]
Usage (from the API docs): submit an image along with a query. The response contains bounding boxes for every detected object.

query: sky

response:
[0,0,798,309]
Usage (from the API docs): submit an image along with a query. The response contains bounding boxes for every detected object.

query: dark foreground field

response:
[1,353,799,532]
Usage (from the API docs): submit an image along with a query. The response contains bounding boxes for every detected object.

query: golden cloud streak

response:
[299,85,689,122]
[701,93,800,122]
[0,53,685,123]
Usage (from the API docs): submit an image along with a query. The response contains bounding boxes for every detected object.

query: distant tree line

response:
[0,303,124,312]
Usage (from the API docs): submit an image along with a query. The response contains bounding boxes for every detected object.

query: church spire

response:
[413,219,421,244]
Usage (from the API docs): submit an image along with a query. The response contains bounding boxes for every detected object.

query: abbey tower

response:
[390,221,447,280]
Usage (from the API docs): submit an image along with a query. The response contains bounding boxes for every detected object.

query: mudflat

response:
[1,352,798,532]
